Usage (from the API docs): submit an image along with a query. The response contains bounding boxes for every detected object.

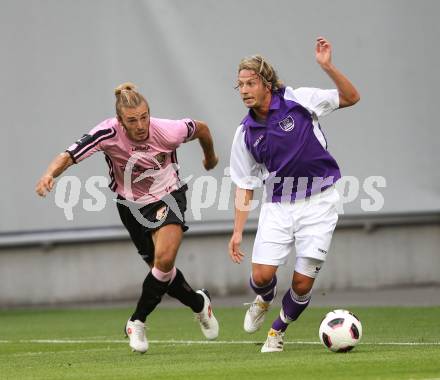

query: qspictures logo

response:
[53,152,387,223]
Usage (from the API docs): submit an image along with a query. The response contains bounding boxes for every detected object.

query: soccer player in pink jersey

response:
[36,82,219,353]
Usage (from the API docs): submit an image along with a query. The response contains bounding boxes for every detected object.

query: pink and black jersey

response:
[66,117,196,204]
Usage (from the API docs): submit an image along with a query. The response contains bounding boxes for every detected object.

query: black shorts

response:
[116,186,189,264]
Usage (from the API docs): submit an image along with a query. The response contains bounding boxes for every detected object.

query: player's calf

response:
[271,288,311,332]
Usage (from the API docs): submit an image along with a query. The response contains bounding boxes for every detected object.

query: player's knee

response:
[292,278,313,296]
[251,272,274,287]
[154,249,177,272]
[292,257,323,295]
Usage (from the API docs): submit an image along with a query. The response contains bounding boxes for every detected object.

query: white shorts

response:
[252,186,340,268]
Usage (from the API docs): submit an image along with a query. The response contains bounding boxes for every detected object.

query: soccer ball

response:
[319,309,362,352]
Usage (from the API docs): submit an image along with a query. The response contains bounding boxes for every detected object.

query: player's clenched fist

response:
[203,154,219,171]
[35,174,54,197]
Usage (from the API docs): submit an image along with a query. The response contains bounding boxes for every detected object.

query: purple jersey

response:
[230,87,341,202]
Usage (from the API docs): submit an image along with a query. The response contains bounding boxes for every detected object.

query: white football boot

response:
[261,328,285,353]
[243,294,273,333]
[125,319,148,353]
[195,289,219,340]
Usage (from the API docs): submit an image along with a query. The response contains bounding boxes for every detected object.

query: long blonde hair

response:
[114,82,149,118]
[238,55,283,91]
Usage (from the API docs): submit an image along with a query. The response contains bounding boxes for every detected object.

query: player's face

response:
[237,69,271,109]
[119,102,150,142]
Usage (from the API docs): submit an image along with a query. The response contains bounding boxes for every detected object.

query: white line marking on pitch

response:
[0,339,438,346]
[9,348,113,357]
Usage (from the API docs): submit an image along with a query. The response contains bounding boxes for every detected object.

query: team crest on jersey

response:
[154,153,167,165]
[278,115,295,132]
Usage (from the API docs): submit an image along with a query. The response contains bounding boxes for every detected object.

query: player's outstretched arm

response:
[228,187,254,264]
[315,36,360,108]
[35,152,74,197]
[191,120,218,170]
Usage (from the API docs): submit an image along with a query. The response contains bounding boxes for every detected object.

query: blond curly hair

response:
[238,55,283,91]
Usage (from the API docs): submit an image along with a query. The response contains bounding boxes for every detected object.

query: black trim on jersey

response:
[104,153,117,192]
[65,149,77,164]
[69,127,116,161]
[75,133,95,147]
[171,149,181,178]
[171,150,178,164]
[184,120,196,141]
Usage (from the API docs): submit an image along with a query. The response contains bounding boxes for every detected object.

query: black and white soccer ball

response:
[319,309,362,352]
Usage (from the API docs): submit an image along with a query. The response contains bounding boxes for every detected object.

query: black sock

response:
[131,271,169,322]
[167,268,204,313]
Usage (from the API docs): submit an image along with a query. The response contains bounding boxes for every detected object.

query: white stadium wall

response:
[1,217,439,307]
[0,1,439,306]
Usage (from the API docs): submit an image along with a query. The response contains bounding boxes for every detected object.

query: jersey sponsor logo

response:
[120,164,150,175]
[278,115,295,132]
[253,134,264,147]
[119,154,165,177]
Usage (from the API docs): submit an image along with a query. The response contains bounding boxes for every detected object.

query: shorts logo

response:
[155,206,168,221]
[278,115,295,132]
[318,248,327,255]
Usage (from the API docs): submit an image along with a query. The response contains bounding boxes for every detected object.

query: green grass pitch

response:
[1,306,439,379]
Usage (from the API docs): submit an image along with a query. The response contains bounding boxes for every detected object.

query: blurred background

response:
[0,0,439,307]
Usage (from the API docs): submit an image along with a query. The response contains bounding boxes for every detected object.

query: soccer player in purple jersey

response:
[36,82,219,353]
[228,37,360,352]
